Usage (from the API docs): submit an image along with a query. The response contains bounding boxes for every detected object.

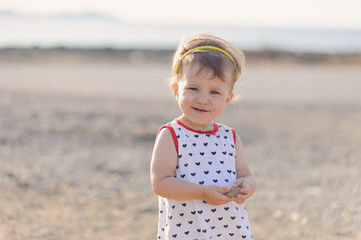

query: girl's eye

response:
[189,87,198,91]
[210,90,220,95]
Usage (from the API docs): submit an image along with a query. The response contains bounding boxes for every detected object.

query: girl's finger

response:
[240,186,250,194]
[218,187,231,194]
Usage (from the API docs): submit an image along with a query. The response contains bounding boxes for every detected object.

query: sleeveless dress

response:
[156,119,252,240]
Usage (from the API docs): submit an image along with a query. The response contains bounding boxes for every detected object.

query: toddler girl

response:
[150,33,256,239]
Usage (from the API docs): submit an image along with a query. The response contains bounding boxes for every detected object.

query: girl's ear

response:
[172,83,179,99]
[226,92,234,104]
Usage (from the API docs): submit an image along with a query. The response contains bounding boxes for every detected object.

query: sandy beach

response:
[0,49,360,240]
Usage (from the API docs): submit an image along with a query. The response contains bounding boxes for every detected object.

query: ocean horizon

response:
[1,11,361,53]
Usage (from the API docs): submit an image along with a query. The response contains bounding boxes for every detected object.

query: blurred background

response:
[0,1,360,240]
[1,0,361,51]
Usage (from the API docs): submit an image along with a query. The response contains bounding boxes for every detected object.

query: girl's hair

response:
[170,33,245,89]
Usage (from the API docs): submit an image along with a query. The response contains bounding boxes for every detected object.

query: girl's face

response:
[173,63,234,131]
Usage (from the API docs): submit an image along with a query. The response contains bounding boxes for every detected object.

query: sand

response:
[0,49,360,240]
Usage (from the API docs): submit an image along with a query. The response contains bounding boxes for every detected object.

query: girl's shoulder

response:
[156,120,180,153]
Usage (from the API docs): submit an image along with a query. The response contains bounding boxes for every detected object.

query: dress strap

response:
[157,125,178,153]
[231,128,237,146]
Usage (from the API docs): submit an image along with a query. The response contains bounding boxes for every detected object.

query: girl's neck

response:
[176,116,217,133]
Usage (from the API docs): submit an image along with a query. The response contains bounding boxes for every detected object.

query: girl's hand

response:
[231,177,256,204]
[201,185,233,205]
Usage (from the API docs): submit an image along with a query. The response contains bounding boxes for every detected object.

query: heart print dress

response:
[156,119,253,240]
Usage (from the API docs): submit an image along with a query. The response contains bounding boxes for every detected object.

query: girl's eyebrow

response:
[183,82,197,87]
[183,80,199,86]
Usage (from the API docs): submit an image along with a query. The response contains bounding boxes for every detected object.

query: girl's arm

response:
[232,133,256,203]
[150,128,231,205]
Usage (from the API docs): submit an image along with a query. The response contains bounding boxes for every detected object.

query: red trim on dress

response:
[175,119,218,135]
[157,125,178,153]
[231,128,237,146]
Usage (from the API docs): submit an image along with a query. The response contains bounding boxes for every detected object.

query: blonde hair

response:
[170,33,245,89]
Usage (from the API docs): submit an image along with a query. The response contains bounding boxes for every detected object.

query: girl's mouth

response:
[192,107,209,112]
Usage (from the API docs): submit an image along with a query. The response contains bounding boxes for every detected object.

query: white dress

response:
[156,119,253,240]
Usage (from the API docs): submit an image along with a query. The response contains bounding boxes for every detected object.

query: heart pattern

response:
[156,121,252,239]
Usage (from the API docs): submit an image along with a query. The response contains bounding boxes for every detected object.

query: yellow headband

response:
[174,46,237,75]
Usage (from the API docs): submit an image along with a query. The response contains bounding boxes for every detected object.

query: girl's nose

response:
[196,92,208,104]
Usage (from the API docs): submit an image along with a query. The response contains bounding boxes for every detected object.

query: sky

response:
[1,0,361,30]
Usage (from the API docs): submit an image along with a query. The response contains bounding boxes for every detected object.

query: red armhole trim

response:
[157,125,179,153]
[231,128,237,146]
